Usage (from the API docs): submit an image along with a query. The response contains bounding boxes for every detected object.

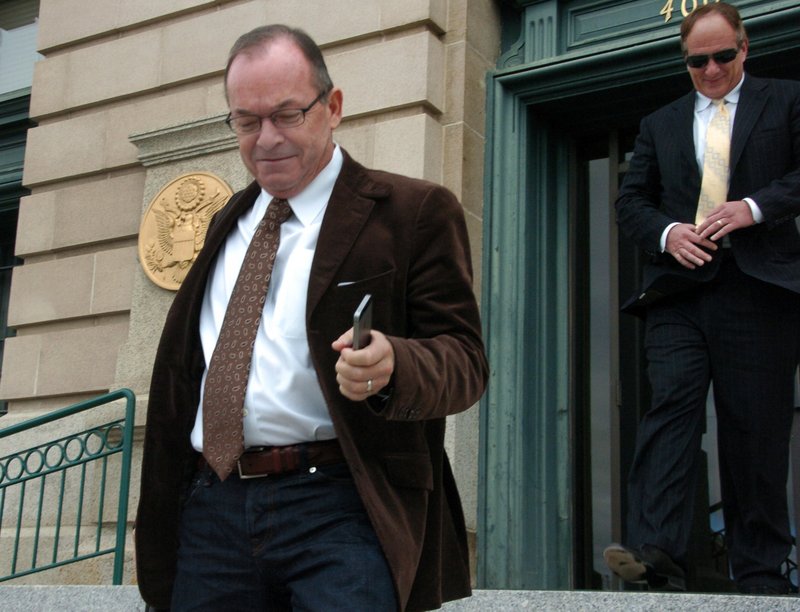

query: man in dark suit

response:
[604,3,800,595]
[134,25,488,611]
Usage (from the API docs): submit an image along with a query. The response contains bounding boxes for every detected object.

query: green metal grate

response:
[0,389,135,584]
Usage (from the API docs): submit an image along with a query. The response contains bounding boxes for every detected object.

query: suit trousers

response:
[626,252,800,589]
[170,461,397,611]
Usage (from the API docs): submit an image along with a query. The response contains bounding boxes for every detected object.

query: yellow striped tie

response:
[695,99,730,225]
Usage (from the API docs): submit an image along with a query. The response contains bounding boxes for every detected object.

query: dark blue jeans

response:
[171,462,397,611]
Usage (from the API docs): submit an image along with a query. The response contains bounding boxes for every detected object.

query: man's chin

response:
[255,176,301,199]
[699,82,733,99]
[252,166,295,194]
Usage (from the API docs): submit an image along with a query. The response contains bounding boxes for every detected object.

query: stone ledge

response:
[442,589,798,610]
[0,586,143,611]
[0,586,796,611]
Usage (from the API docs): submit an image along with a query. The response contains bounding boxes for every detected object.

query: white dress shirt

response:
[190,146,344,451]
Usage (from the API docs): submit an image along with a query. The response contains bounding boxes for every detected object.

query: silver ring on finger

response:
[366,379,373,393]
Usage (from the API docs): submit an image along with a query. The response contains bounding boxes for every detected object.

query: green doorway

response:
[478,2,800,590]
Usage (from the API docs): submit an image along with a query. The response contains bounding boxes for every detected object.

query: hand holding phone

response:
[352,294,372,350]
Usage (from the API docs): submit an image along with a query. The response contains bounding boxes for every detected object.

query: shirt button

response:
[242,409,248,416]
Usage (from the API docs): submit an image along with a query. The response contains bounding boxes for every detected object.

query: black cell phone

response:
[352,294,373,350]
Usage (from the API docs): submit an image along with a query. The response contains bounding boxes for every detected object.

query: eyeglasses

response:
[226,91,328,135]
[685,48,739,69]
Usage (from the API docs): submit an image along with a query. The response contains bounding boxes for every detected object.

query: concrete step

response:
[443,589,798,610]
[0,585,796,611]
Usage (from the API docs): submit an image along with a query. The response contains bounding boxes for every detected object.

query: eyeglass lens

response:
[685,48,738,69]
[226,91,326,134]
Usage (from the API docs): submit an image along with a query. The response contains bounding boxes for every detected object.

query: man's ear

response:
[326,87,344,129]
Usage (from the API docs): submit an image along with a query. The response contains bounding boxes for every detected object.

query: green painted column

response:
[477,70,572,588]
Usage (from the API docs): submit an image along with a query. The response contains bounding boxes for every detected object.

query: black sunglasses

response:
[685,48,739,69]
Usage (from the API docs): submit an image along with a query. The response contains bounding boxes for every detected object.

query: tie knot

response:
[712,99,728,113]
[268,198,293,225]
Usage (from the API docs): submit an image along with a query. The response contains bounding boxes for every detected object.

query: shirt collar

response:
[694,74,745,113]
[261,144,344,227]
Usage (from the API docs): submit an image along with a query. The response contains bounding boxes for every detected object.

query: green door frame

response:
[477,0,800,590]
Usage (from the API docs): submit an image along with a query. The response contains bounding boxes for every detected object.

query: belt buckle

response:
[236,456,269,480]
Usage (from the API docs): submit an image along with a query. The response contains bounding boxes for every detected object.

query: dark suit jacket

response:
[134,150,489,611]
[616,75,800,314]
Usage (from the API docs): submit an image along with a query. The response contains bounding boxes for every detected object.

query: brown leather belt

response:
[200,439,344,479]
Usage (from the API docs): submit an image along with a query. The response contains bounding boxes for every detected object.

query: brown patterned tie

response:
[202,198,293,480]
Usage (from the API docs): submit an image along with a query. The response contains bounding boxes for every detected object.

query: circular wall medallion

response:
[138,172,233,290]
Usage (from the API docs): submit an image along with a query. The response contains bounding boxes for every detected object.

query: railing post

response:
[113,389,136,585]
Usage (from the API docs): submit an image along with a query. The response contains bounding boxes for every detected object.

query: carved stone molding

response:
[130,114,238,167]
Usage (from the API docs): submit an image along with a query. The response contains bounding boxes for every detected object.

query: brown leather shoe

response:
[604,543,686,591]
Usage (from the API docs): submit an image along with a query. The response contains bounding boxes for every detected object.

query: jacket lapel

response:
[674,91,699,179]
[306,151,390,317]
[730,75,767,173]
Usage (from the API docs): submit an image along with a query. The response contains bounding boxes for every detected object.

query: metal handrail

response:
[0,389,135,584]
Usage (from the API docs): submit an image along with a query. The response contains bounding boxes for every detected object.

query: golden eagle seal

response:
[138,172,233,290]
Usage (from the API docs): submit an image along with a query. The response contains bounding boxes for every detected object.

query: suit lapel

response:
[730,75,768,173]
[674,92,698,178]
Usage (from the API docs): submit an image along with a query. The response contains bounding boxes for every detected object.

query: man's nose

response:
[256,118,284,147]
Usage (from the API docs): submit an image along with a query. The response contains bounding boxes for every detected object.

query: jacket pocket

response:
[335,268,395,301]
[324,267,397,333]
